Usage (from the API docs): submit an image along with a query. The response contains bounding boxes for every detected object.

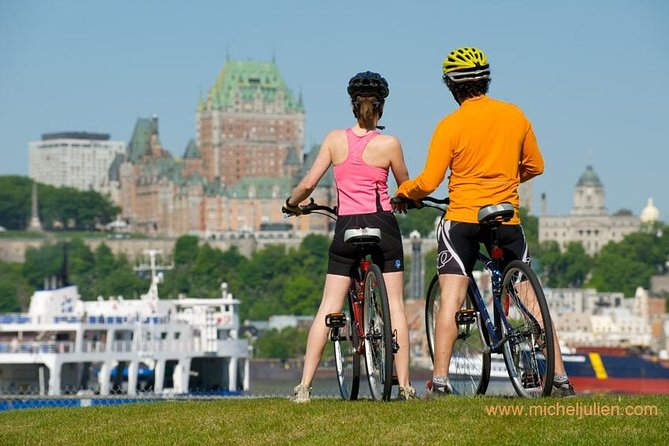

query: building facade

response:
[539,165,640,255]
[29,132,125,196]
[545,286,664,350]
[196,60,305,187]
[115,60,334,238]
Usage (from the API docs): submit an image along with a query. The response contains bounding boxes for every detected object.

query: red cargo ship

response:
[561,347,669,394]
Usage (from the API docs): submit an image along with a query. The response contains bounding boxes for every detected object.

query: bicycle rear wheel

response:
[425,274,491,395]
[332,288,360,400]
[363,264,393,401]
[500,260,555,397]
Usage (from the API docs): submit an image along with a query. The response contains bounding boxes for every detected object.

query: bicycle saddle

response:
[344,227,382,244]
[477,203,515,225]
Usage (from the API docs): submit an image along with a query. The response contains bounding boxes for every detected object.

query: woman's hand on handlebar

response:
[282,198,303,216]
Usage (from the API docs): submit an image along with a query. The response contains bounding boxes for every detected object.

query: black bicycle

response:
[396,196,555,397]
[284,199,396,401]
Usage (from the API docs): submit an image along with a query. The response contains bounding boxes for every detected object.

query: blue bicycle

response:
[399,197,555,397]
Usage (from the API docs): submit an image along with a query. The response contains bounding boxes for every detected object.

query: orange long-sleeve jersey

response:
[397,96,544,224]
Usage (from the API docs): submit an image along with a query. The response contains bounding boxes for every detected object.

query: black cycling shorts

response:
[436,219,530,276]
[328,211,404,276]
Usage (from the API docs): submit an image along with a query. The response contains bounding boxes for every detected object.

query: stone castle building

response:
[539,165,645,255]
[196,60,305,186]
[113,60,333,238]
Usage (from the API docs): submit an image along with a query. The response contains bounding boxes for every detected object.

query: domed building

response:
[539,165,641,255]
[640,198,660,224]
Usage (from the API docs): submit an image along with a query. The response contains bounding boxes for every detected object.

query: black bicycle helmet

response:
[347,71,389,99]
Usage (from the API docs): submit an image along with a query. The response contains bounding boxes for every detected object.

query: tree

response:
[0,262,31,311]
[254,326,308,360]
[536,241,592,288]
[396,206,443,237]
[519,208,539,254]
[0,175,119,231]
[0,176,32,230]
[161,235,200,296]
[588,229,669,296]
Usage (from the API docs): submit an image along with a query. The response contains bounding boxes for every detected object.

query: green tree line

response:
[0,212,666,357]
[0,176,119,231]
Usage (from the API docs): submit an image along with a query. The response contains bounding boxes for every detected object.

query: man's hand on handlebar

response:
[391,195,422,213]
[391,196,408,214]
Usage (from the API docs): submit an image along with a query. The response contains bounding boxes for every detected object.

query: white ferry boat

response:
[0,250,250,397]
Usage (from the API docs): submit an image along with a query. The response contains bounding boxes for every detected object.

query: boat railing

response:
[0,341,74,354]
[0,339,217,355]
[134,340,200,353]
[81,340,107,353]
[0,314,32,324]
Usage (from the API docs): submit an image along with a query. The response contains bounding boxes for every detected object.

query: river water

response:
[249,363,515,398]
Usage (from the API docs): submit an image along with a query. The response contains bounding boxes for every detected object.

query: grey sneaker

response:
[423,379,452,399]
[552,381,576,397]
[292,383,311,403]
[396,385,418,401]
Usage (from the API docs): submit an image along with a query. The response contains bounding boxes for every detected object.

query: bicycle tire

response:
[363,264,394,401]
[333,287,360,400]
[425,273,491,395]
[499,260,555,397]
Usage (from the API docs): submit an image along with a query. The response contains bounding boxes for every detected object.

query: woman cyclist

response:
[284,71,415,401]
[396,47,575,397]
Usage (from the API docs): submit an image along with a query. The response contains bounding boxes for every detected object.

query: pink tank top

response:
[333,128,391,216]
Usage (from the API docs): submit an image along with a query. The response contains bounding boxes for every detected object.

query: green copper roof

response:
[576,165,602,187]
[202,60,304,112]
[126,118,152,163]
[183,139,200,159]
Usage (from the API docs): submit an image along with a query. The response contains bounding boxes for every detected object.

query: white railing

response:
[0,341,74,354]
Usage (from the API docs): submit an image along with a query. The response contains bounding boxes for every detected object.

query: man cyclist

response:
[396,47,575,397]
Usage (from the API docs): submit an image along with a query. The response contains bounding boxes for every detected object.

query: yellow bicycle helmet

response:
[442,47,490,83]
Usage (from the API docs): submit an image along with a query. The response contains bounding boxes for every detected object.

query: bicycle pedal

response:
[455,309,477,324]
[521,371,541,388]
[391,374,399,385]
[325,312,346,328]
[392,329,399,354]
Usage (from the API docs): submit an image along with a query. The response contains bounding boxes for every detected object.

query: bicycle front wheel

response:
[363,264,393,401]
[500,260,555,397]
[332,288,360,400]
[425,274,491,395]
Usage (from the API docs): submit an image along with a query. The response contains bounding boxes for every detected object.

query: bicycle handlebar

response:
[391,196,449,210]
[282,198,337,217]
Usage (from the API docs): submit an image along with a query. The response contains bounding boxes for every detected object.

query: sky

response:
[1,0,668,219]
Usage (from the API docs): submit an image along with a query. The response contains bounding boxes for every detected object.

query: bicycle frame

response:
[412,196,555,396]
[284,198,396,400]
[350,258,372,354]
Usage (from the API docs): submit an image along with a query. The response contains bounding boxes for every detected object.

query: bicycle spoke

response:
[332,290,360,400]
[500,261,554,397]
[425,274,491,396]
[363,265,393,401]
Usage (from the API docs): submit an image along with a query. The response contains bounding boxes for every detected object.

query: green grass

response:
[0,395,667,445]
